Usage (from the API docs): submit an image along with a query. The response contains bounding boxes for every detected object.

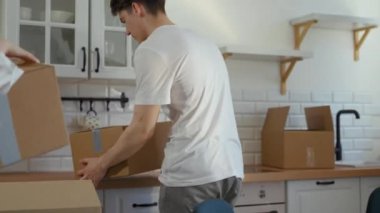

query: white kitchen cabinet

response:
[104,187,160,213]
[360,176,380,213]
[235,182,286,213]
[5,0,137,80]
[287,178,360,213]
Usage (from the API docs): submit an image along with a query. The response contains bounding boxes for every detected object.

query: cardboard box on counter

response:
[261,106,334,169]
[70,121,171,178]
[0,180,101,213]
[0,63,68,168]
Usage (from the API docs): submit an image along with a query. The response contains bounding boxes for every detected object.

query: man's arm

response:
[77,104,161,186]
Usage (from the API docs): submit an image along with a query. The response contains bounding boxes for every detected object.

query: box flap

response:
[262,106,289,132]
[17,63,54,73]
[9,64,68,161]
[305,106,333,131]
[0,180,101,213]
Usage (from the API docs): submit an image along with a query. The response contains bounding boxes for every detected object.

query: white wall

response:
[0,0,4,37]
[166,0,380,93]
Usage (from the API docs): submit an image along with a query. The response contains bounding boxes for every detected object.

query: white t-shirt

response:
[134,25,244,187]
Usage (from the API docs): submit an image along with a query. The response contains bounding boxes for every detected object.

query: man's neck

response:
[145,13,174,36]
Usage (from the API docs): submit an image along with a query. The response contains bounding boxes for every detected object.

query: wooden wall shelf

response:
[221,46,313,95]
[290,13,378,61]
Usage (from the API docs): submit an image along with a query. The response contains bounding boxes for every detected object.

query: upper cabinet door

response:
[90,0,137,80]
[6,0,89,78]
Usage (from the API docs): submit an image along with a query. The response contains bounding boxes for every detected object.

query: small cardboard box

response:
[261,106,334,169]
[0,63,68,168]
[0,180,101,213]
[70,121,171,178]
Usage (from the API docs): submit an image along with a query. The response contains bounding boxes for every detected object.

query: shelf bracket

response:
[223,52,232,60]
[293,20,318,49]
[280,57,302,95]
[353,25,377,61]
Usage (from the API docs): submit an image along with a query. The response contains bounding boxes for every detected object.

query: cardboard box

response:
[0,180,101,213]
[0,63,68,168]
[70,121,171,178]
[261,106,334,169]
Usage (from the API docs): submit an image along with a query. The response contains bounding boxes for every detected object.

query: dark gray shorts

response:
[159,176,242,213]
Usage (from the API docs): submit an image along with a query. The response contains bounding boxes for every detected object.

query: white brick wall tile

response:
[62,101,78,112]
[253,153,262,165]
[29,157,62,172]
[364,105,380,115]
[42,145,72,157]
[288,115,307,128]
[364,128,380,138]
[109,113,133,126]
[342,127,364,138]
[79,84,108,97]
[312,91,332,102]
[238,128,255,140]
[242,90,266,101]
[231,88,242,101]
[329,104,345,114]
[233,102,255,114]
[354,139,373,150]
[342,151,367,161]
[334,116,353,126]
[267,91,289,102]
[243,153,254,165]
[343,104,363,113]
[256,102,279,114]
[60,157,74,171]
[333,92,353,103]
[235,114,242,125]
[353,92,372,104]
[301,103,324,109]
[242,141,261,153]
[290,91,311,102]
[237,115,266,127]
[341,139,354,150]
[255,128,262,140]
[353,116,372,127]
[59,83,78,97]
[0,160,29,173]
[64,112,78,129]
[279,103,302,114]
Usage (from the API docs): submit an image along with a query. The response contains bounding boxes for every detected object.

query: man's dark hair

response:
[110,0,166,16]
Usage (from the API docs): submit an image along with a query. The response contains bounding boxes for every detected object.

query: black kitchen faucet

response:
[335,109,360,161]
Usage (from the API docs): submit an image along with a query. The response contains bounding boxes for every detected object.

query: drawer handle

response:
[132,202,158,208]
[316,180,335,185]
[256,211,278,213]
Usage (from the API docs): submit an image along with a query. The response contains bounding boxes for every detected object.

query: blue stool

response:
[194,199,234,213]
[366,187,380,213]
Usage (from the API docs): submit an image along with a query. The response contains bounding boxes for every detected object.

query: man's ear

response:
[131,2,146,17]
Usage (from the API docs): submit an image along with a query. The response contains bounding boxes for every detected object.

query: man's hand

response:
[0,39,40,63]
[77,157,108,187]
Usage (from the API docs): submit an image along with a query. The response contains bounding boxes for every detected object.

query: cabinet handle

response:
[255,211,277,213]
[95,47,100,73]
[132,202,158,208]
[316,180,335,185]
[81,47,86,72]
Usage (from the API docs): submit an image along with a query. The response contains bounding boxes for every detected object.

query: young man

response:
[78,0,244,212]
